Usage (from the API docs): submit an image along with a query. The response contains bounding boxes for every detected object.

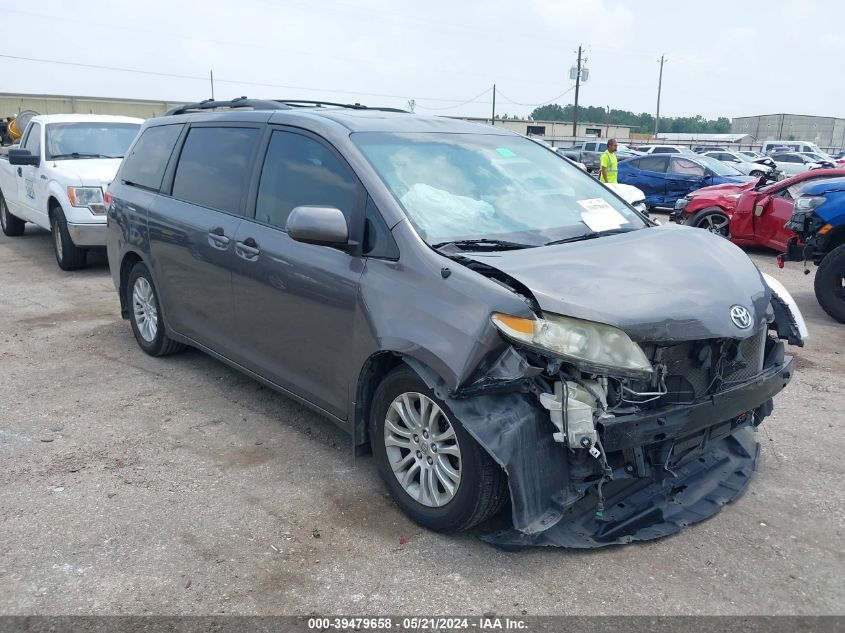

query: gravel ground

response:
[0,221,843,616]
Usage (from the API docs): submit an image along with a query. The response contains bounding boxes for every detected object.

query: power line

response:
[495,85,576,108]
[0,53,491,105]
[414,87,493,111]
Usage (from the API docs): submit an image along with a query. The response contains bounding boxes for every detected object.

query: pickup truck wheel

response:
[370,365,509,532]
[126,262,186,356]
[687,208,731,238]
[0,193,25,237]
[814,244,845,323]
[50,207,87,270]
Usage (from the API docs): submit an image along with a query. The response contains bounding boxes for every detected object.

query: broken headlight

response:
[794,195,826,212]
[492,312,653,378]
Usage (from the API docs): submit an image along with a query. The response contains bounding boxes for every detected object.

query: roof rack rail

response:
[276,99,407,113]
[165,96,292,116]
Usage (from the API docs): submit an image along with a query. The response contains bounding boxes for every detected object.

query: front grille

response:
[639,329,767,405]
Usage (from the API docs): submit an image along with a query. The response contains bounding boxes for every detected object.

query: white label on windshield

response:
[577,198,627,231]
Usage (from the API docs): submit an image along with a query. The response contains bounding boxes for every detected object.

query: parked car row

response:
[0,98,807,548]
[669,167,845,322]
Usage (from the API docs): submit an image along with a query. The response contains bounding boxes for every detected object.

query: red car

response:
[669,168,845,252]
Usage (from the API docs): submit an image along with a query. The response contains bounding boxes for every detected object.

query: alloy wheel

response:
[132,277,159,342]
[699,213,729,237]
[384,392,462,508]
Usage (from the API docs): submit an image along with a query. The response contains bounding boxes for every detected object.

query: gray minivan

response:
[106,99,803,547]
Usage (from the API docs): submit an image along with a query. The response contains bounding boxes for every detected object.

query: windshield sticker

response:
[496,147,517,158]
[577,198,627,232]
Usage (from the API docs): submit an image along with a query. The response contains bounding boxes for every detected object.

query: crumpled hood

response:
[689,180,757,199]
[51,158,122,188]
[463,224,771,342]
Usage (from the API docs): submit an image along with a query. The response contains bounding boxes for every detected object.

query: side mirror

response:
[286,206,349,246]
[8,148,39,166]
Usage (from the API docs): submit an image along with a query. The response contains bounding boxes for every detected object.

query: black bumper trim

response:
[598,357,793,451]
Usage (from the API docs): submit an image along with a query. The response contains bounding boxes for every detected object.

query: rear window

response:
[171,126,259,214]
[121,124,183,191]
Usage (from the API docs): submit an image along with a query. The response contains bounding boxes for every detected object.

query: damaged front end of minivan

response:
[404,261,801,549]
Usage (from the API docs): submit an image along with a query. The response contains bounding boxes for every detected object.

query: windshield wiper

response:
[51,152,121,159]
[432,238,535,251]
[544,227,635,246]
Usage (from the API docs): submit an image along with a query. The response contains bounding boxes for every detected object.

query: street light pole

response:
[655,54,666,136]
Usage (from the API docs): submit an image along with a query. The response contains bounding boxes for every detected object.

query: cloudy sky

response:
[0,0,841,121]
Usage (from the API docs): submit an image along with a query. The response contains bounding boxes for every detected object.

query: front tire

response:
[687,207,731,238]
[370,366,508,532]
[750,170,765,178]
[814,244,845,323]
[51,206,87,270]
[126,261,186,356]
[0,192,25,237]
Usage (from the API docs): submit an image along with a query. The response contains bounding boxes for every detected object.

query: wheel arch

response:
[118,250,145,319]
[686,205,730,225]
[353,350,456,455]
[47,195,63,218]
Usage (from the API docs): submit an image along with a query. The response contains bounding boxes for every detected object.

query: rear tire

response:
[0,192,25,237]
[51,206,87,270]
[687,207,731,238]
[370,365,509,532]
[126,261,186,356]
[814,244,845,323]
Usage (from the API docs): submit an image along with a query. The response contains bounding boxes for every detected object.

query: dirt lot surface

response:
[1,221,843,616]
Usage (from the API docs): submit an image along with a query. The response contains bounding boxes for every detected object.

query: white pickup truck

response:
[0,114,142,270]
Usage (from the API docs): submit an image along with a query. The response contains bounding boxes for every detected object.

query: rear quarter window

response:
[121,124,184,191]
[636,156,669,172]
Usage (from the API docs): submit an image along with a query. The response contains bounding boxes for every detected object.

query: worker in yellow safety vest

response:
[599,138,618,184]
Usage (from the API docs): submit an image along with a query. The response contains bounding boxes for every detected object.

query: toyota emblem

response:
[730,305,753,329]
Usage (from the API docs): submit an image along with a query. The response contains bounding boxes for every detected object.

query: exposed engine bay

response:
[407,251,801,548]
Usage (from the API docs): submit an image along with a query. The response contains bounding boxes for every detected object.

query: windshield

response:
[694,154,744,176]
[802,152,829,161]
[46,123,141,159]
[353,132,647,247]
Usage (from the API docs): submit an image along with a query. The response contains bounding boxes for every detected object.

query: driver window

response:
[669,157,705,177]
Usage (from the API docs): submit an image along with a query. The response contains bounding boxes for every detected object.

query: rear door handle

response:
[208,226,230,250]
[235,237,260,261]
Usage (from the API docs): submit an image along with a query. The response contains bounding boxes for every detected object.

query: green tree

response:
[527,103,729,134]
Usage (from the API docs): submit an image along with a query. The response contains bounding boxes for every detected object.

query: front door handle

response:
[235,237,260,261]
[207,226,230,250]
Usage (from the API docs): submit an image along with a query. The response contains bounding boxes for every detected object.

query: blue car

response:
[784,176,845,322]
[618,154,754,209]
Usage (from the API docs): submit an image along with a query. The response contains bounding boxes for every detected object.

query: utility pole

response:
[654,55,666,136]
[210,70,215,100]
[491,84,496,126]
[572,45,582,138]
